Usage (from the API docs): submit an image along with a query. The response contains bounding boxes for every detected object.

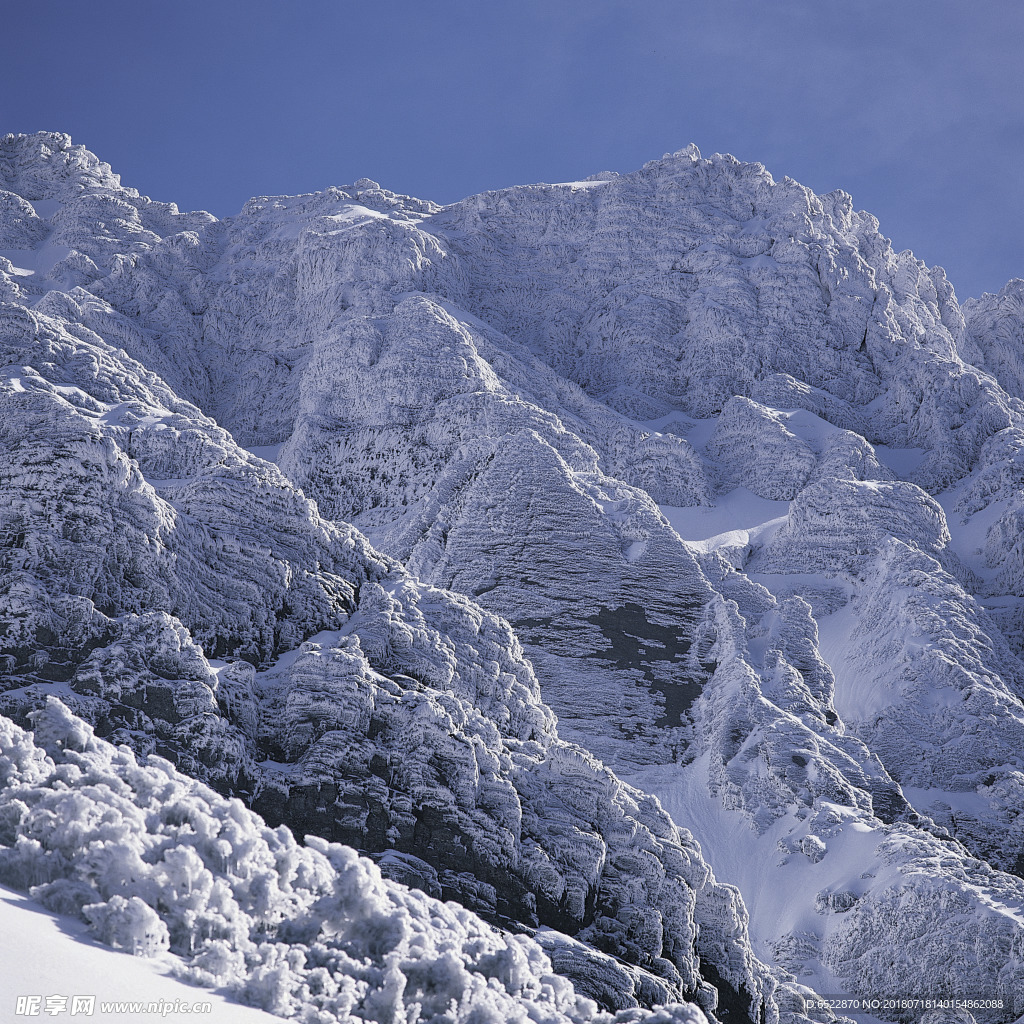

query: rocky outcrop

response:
[704,398,816,500]
[962,279,1024,400]
[0,698,716,1024]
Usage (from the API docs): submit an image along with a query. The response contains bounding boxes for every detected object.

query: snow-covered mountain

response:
[2,130,1024,1023]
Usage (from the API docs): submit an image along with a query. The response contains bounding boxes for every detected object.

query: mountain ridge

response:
[3,130,1024,1023]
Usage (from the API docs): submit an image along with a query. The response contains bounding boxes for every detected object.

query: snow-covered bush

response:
[0,698,708,1024]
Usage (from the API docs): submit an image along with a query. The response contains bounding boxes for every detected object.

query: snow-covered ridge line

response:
[5,130,1024,1022]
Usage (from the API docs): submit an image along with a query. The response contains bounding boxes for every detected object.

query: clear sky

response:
[5,0,1022,298]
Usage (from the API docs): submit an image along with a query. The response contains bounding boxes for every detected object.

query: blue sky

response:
[5,0,1022,298]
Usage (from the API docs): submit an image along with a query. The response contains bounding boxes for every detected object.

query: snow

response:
[935,479,1007,581]
[265,628,345,671]
[30,198,61,218]
[244,443,284,464]
[0,885,277,1023]
[550,180,615,190]
[8,129,1024,1022]
[660,488,790,552]
[641,413,718,451]
[742,253,779,270]
[622,757,889,998]
[873,445,928,477]
[0,243,72,278]
[814,599,878,722]
[0,701,714,1024]
[777,408,843,448]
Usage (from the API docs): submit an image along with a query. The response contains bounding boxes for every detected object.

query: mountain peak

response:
[0,130,121,199]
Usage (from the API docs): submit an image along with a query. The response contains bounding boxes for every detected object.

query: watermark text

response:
[14,995,214,1016]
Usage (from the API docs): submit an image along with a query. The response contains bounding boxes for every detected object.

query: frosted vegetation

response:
[3,131,1024,1022]
[0,698,705,1024]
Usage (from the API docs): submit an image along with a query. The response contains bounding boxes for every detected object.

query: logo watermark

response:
[14,995,214,1016]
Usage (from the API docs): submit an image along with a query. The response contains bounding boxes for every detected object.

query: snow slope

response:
[0,699,707,1024]
[0,885,278,1023]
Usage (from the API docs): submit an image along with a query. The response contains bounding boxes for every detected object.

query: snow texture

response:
[4,130,1024,1023]
[0,698,709,1024]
